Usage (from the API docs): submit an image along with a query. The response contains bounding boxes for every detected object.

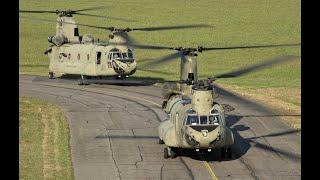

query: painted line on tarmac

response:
[204,161,218,180]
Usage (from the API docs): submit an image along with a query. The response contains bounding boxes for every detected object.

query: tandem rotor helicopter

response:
[19,6,212,84]
[110,41,300,158]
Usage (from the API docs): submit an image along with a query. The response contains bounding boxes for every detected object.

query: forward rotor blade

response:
[19,10,57,13]
[74,6,108,12]
[203,43,300,51]
[143,52,181,68]
[73,12,132,22]
[106,41,174,50]
[212,55,299,80]
[132,24,212,31]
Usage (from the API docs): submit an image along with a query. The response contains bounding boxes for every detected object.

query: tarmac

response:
[19,75,301,180]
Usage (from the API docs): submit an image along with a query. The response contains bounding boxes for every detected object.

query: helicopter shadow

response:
[57,74,165,86]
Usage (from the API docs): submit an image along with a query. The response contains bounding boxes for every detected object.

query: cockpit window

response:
[113,53,121,59]
[128,49,133,58]
[122,53,127,58]
[186,115,199,125]
[200,116,208,124]
[209,115,219,125]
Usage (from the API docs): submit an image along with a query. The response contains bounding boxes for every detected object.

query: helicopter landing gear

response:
[48,72,54,79]
[221,146,232,159]
[158,138,164,144]
[164,147,176,159]
[78,75,90,85]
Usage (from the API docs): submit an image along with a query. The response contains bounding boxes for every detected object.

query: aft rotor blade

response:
[143,52,181,67]
[19,10,57,13]
[212,55,300,80]
[248,129,300,140]
[203,43,300,51]
[73,12,132,22]
[19,16,114,30]
[132,24,212,31]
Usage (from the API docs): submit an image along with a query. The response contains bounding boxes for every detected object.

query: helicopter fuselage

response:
[47,41,137,77]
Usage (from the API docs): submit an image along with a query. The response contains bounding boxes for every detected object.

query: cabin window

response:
[77,54,80,60]
[87,54,90,60]
[74,28,79,36]
[96,52,101,64]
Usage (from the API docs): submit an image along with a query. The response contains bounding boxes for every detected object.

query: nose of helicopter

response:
[185,125,220,148]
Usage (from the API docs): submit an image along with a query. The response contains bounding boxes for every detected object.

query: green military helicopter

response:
[19,7,211,84]
[113,42,300,158]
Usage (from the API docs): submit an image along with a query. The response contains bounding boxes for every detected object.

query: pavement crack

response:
[179,157,195,180]
[106,130,122,180]
[160,164,164,180]
[134,145,144,168]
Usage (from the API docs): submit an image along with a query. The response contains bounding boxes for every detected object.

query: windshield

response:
[186,114,220,125]
[186,115,199,125]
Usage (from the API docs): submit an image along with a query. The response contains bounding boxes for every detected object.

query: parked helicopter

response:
[19,7,212,84]
[110,41,300,158]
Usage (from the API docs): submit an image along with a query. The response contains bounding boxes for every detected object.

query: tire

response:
[159,138,164,144]
[48,72,54,79]
[164,148,169,159]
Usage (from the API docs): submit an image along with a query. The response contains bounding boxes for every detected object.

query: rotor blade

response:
[73,6,108,12]
[212,55,300,79]
[132,24,212,31]
[203,43,300,51]
[106,41,174,50]
[252,140,300,160]
[143,52,181,68]
[73,12,132,22]
[19,10,57,13]
[19,16,114,30]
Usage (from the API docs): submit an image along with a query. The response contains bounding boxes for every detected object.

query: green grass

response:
[19,96,73,180]
[19,0,300,89]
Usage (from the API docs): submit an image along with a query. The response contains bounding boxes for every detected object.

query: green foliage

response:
[19,0,300,88]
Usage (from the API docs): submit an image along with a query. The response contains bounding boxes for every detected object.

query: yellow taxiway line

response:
[203,161,219,180]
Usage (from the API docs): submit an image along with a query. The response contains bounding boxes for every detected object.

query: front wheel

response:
[48,72,54,79]
[164,148,169,159]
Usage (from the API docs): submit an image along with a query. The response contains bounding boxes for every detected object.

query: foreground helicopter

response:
[19,7,211,84]
[116,42,300,158]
